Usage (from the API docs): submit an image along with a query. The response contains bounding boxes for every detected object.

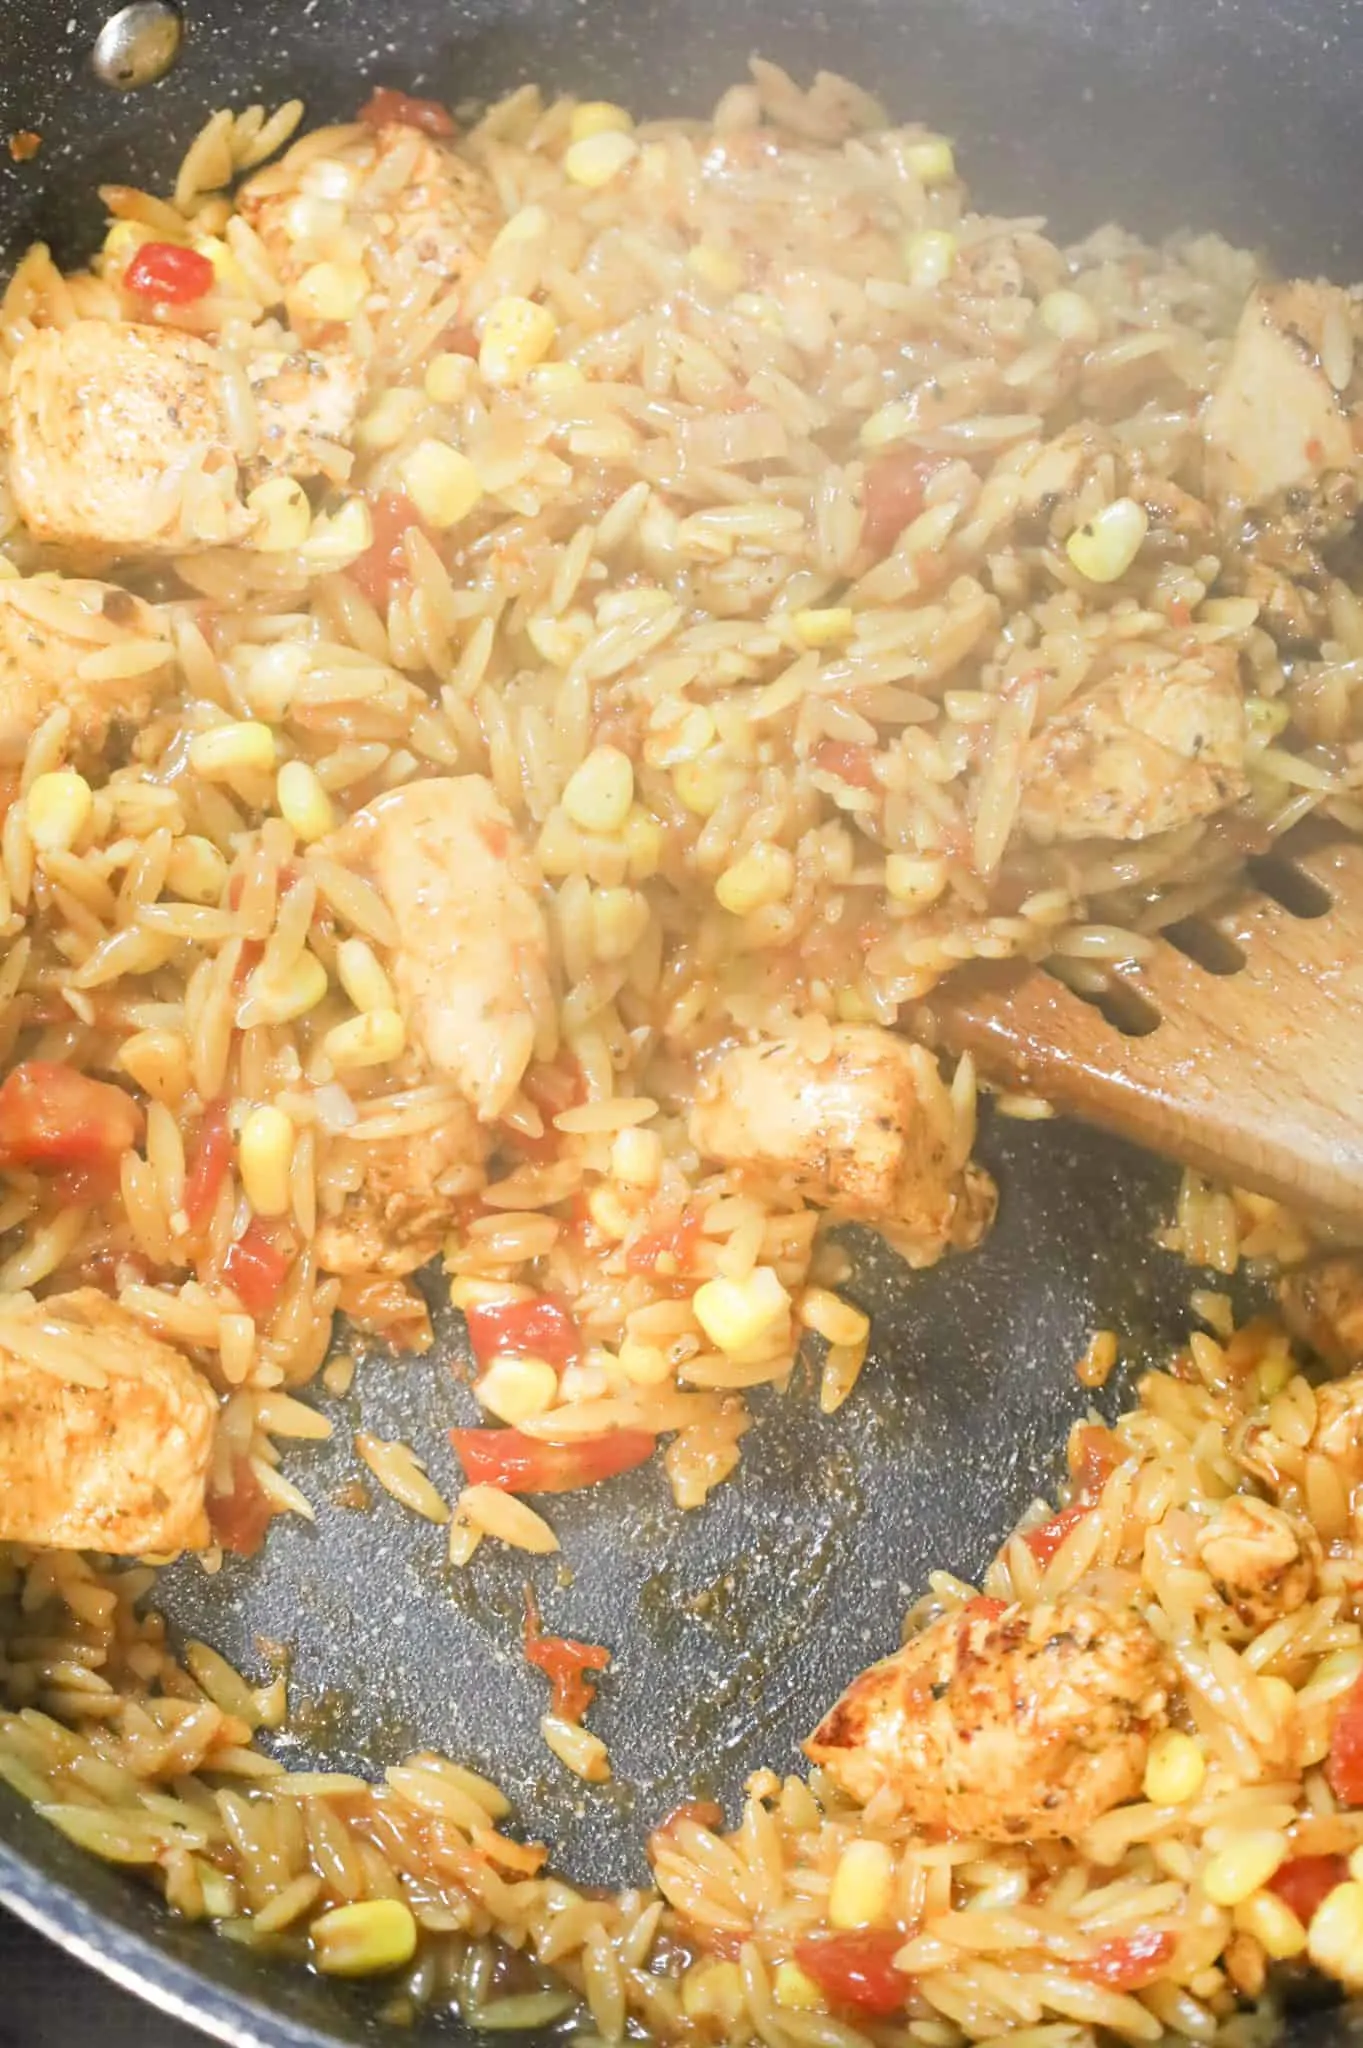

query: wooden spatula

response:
[922,834,1363,1230]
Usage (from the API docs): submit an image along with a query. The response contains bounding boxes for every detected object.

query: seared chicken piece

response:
[689,1026,995,1266]
[0,1290,216,1554]
[806,1597,1169,1840]
[0,576,174,760]
[1198,1496,1319,1632]
[315,1113,490,1276]
[247,348,365,486]
[1020,648,1247,844]
[1279,1256,1363,1371]
[329,776,553,1123]
[1236,1370,1363,1513]
[1205,282,1359,511]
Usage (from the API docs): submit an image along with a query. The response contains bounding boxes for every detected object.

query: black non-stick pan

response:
[1,0,1362,2040]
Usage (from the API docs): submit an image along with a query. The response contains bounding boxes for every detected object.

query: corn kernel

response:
[422,351,472,406]
[476,1353,559,1425]
[104,219,154,269]
[612,1126,663,1187]
[774,1961,825,2010]
[1201,1831,1287,1907]
[1038,288,1100,345]
[193,234,247,292]
[617,1335,673,1386]
[674,753,734,818]
[291,257,369,322]
[276,759,335,844]
[562,745,635,833]
[793,605,854,649]
[564,130,639,189]
[652,704,716,764]
[591,886,649,962]
[829,1839,894,1929]
[1066,497,1149,584]
[25,770,93,855]
[681,1960,745,2026]
[623,804,664,881]
[401,438,483,530]
[189,721,277,780]
[1142,1728,1206,1807]
[245,950,328,1025]
[335,936,395,1015]
[324,1007,405,1071]
[687,242,744,294]
[1234,1890,1308,1962]
[356,385,425,452]
[715,841,794,916]
[166,834,229,905]
[1308,1880,1363,1985]
[570,100,634,142]
[479,296,558,388]
[312,1898,417,1978]
[905,229,957,290]
[586,1183,632,1241]
[799,1287,871,1348]
[247,475,311,553]
[240,641,309,722]
[693,1267,791,1358]
[301,497,373,568]
[885,853,948,907]
[238,1104,296,1218]
[906,135,956,184]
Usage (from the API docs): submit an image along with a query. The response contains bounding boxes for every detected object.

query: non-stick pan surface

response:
[2,1,1363,2039]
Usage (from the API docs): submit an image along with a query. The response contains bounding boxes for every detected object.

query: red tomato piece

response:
[962,1597,1007,1621]
[222,1221,292,1319]
[208,1456,273,1557]
[523,1590,611,1722]
[438,321,481,357]
[464,1294,581,1371]
[449,1426,656,1495]
[183,1097,231,1232]
[0,1061,143,1203]
[123,240,215,304]
[794,1931,914,2017]
[813,740,880,790]
[348,491,435,608]
[357,86,456,135]
[1269,1854,1349,1927]
[1021,1501,1090,1565]
[1070,1423,1123,1496]
[1327,1672,1363,1806]
[626,1207,703,1277]
[1076,1929,1176,1991]
[861,450,949,555]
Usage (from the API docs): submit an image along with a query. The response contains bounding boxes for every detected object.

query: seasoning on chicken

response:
[0,1290,217,1554]
[689,1026,994,1266]
[805,1596,1170,1840]
[1204,282,1360,511]
[328,776,554,1123]
[1198,1496,1319,1632]
[1279,1255,1363,1372]
[1020,648,1247,843]
[315,1114,490,1275]
[247,348,366,486]
[0,576,174,760]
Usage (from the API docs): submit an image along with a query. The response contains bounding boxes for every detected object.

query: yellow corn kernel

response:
[570,100,634,142]
[166,834,229,905]
[687,242,744,294]
[189,721,277,780]
[562,745,635,833]
[238,1105,296,1218]
[193,234,247,293]
[623,804,663,881]
[905,228,957,290]
[479,296,558,388]
[423,351,472,406]
[1038,288,1100,345]
[311,1898,417,1978]
[324,1008,405,1071]
[693,1267,791,1358]
[247,475,311,553]
[301,496,373,568]
[836,986,875,1023]
[1201,1831,1288,1907]
[681,1960,745,2026]
[715,841,795,916]
[829,1838,894,1929]
[276,759,335,845]
[586,1183,632,1241]
[1234,1890,1308,1962]
[118,1028,191,1107]
[611,1126,663,1188]
[240,641,309,722]
[528,360,585,393]
[773,1962,825,2012]
[799,1287,871,1348]
[591,885,649,962]
[336,936,394,1015]
[25,770,93,855]
[1307,1880,1363,1985]
[356,385,425,452]
[476,1354,559,1425]
[905,134,956,185]
[793,605,854,649]
[1066,497,1149,584]
[674,753,733,818]
[1142,1728,1206,1807]
[290,257,368,322]
[563,130,639,189]
[247,951,328,1025]
[651,703,716,764]
[103,219,154,270]
[617,1335,672,1386]
[401,438,483,530]
[884,853,948,907]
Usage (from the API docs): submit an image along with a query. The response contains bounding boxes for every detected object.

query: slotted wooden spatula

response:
[923,834,1363,1230]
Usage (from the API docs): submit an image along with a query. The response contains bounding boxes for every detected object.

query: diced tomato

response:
[523,1588,611,1722]
[1076,1929,1176,1991]
[1021,1501,1090,1565]
[1070,1423,1123,1496]
[523,1057,587,1121]
[208,1457,273,1557]
[123,241,215,304]
[335,1273,433,1350]
[438,321,480,357]
[1328,1672,1363,1806]
[183,1097,231,1233]
[861,449,949,554]
[794,1931,914,2017]
[347,491,435,608]
[0,1061,143,1203]
[962,1597,1007,1621]
[357,85,456,136]
[222,1220,292,1320]
[813,741,879,791]
[626,1207,703,1277]
[449,1426,656,1495]
[648,1799,725,1857]
[1269,1853,1349,1927]
[464,1294,581,1371]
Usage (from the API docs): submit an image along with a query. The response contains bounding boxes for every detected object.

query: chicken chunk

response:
[1205,282,1360,511]
[1308,1373,1363,1482]
[1279,1256,1363,1371]
[0,576,174,761]
[329,776,553,1123]
[689,1026,995,1266]
[1236,1370,1363,1514]
[0,1290,216,1554]
[7,321,253,556]
[1198,1496,1319,1632]
[247,348,365,486]
[1020,648,1247,844]
[315,1111,490,1276]
[806,1597,1170,1840]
